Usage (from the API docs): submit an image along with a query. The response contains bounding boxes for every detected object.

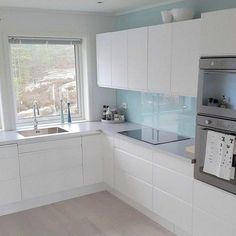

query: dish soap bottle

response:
[105,106,112,120]
[67,102,72,123]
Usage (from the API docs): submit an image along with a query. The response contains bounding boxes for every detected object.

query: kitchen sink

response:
[18,127,68,137]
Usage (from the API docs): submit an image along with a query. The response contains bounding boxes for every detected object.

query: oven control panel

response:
[197,115,236,132]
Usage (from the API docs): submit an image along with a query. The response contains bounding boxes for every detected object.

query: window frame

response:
[8,37,85,127]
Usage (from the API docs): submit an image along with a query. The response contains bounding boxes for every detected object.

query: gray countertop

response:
[0,121,195,163]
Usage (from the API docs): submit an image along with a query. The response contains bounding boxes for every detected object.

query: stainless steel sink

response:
[18,127,68,137]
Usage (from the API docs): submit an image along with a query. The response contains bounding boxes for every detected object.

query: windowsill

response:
[16,119,88,131]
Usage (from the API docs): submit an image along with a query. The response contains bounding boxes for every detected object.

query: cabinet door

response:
[193,208,235,236]
[127,27,148,91]
[20,138,83,199]
[148,24,171,93]
[115,169,152,211]
[103,135,114,188]
[96,33,112,87]
[82,134,103,185]
[153,188,192,234]
[111,31,127,88]
[171,19,200,97]
[201,9,236,56]
[0,144,21,205]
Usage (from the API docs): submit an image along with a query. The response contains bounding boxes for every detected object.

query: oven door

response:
[197,68,236,120]
[195,120,236,195]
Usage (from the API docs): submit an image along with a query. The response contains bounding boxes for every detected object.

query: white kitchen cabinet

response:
[82,134,103,185]
[153,164,193,204]
[114,147,152,184]
[19,138,83,199]
[115,169,153,211]
[193,208,235,236]
[102,135,114,188]
[153,188,192,234]
[201,8,236,56]
[96,33,112,87]
[148,24,172,93]
[0,144,21,205]
[193,180,236,227]
[111,30,127,88]
[127,27,148,91]
[171,19,201,97]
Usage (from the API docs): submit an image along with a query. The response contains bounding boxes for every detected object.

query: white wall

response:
[0,7,116,130]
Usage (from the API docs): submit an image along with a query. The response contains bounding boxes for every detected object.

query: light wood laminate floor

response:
[0,191,173,236]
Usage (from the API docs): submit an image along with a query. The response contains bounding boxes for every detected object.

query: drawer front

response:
[20,147,82,177]
[21,166,83,199]
[114,169,152,210]
[0,144,18,159]
[0,145,19,181]
[83,135,103,185]
[103,135,114,187]
[114,148,152,184]
[153,151,193,177]
[153,165,193,204]
[18,137,81,154]
[114,138,152,162]
[0,179,21,205]
[193,208,235,236]
[193,180,236,226]
[153,188,192,234]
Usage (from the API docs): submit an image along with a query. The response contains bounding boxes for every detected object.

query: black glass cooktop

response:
[119,128,190,145]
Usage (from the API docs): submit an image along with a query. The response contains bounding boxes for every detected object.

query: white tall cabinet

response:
[127,27,148,91]
[171,19,201,97]
[201,8,236,56]
[148,24,172,93]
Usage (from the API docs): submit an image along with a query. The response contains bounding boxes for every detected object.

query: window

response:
[9,37,84,126]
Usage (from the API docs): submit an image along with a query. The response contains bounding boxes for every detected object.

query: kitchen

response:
[0,0,235,236]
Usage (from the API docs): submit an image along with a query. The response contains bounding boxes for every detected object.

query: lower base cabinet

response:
[0,144,21,205]
[193,208,235,236]
[114,169,153,210]
[19,137,83,199]
[153,188,192,234]
[193,180,236,236]
[82,134,103,185]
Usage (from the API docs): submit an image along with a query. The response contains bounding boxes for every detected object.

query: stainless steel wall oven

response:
[195,57,236,195]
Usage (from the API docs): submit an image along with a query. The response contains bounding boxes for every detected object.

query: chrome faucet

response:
[33,101,40,130]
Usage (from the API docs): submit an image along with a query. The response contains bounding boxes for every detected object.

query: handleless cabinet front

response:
[19,138,83,199]
[0,144,21,205]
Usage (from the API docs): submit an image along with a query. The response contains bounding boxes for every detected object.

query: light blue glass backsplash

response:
[117,90,197,138]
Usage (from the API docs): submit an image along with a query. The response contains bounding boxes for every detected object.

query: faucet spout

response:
[33,101,40,130]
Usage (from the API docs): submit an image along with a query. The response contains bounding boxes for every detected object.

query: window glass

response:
[9,38,83,125]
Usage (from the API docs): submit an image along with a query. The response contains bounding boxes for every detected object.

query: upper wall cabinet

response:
[111,30,128,88]
[171,19,201,97]
[201,8,236,56]
[96,33,112,87]
[96,19,200,97]
[127,27,148,91]
[148,24,172,93]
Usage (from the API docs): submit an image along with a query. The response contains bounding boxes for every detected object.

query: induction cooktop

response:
[118,128,190,145]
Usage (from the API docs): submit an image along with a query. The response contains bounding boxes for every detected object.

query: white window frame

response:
[8,36,85,127]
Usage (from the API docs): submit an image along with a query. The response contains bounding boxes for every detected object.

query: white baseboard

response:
[0,183,105,216]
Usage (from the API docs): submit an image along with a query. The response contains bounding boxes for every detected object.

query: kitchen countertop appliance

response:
[119,128,190,145]
[195,57,236,195]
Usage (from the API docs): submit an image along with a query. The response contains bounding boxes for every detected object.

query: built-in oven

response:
[198,57,236,120]
[195,57,236,194]
[195,115,236,194]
